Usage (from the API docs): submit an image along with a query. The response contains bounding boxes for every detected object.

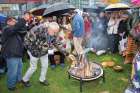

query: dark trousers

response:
[108,34,119,53]
[48,51,65,65]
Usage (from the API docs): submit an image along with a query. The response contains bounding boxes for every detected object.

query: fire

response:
[68,54,102,78]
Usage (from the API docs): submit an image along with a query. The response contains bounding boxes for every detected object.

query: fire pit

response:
[67,54,105,92]
[68,62,104,81]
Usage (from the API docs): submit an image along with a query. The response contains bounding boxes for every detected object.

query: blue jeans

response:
[5,57,23,88]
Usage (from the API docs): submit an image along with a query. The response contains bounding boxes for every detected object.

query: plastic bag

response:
[119,37,127,54]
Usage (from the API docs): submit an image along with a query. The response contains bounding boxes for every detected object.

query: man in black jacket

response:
[15,12,32,60]
[2,12,31,90]
[1,17,24,91]
[1,12,31,91]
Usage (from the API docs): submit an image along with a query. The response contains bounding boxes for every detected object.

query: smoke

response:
[87,16,110,52]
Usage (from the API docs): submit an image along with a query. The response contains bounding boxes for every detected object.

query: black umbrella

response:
[30,4,48,16]
[83,7,105,14]
[43,2,75,17]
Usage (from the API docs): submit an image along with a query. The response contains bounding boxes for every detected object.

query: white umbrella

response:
[105,3,130,11]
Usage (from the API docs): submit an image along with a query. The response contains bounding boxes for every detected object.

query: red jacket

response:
[84,19,92,33]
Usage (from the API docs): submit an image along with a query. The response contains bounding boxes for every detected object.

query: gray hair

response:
[48,22,60,30]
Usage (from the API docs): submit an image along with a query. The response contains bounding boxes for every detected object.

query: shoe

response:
[17,80,22,83]
[60,63,65,68]
[8,87,16,91]
[40,80,49,86]
[51,65,56,69]
[0,68,5,74]
[21,80,31,87]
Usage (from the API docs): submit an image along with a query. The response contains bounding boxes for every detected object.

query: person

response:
[118,14,129,55]
[107,12,121,53]
[49,51,65,69]
[49,20,65,69]
[125,42,140,93]
[1,17,24,91]
[123,19,140,64]
[83,13,92,48]
[87,13,109,55]
[118,14,129,40]
[48,15,73,69]
[0,21,6,74]
[62,15,73,52]
[22,22,60,87]
[130,19,140,42]
[15,12,32,60]
[99,11,108,31]
[16,12,31,33]
[71,9,84,55]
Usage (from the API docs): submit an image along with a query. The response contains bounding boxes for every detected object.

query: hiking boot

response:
[21,80,31,87]
[40,80,49,86]
[8,87,16,91]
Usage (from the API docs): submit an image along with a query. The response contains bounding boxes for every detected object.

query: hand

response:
[119,33,123,37]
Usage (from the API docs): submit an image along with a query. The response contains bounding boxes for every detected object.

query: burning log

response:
[68,54,101,79]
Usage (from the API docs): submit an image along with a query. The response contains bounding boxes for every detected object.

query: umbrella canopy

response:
[105,3,130,11]
[30,4,48,16]
[0,13,6,23]
[83,7,105,14]
[43,2,75,17]
[131,0,140,6]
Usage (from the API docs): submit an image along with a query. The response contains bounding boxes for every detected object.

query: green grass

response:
[0,53,132,93]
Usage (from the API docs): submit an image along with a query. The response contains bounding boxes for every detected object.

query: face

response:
[138,23,140,27]
[47,17,52,22]
[84,16,88,20]
[71,12,76,18]
[48,28,59,36]
[24,13,30,21]
[7,19,16,26]
[99,12,105,18]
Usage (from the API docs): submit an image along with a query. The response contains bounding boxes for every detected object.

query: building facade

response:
[0,0,132,16]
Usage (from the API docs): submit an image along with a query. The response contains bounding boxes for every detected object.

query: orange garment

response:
[124,36,137,64]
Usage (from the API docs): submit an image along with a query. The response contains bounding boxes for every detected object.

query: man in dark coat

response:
[118,14,129,39]
[1,17,24,91]
[1,12,31,91]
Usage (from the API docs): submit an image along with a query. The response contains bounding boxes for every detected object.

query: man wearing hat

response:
[1,17,24,91]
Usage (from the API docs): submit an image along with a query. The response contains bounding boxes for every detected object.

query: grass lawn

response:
[0,53,132,93]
